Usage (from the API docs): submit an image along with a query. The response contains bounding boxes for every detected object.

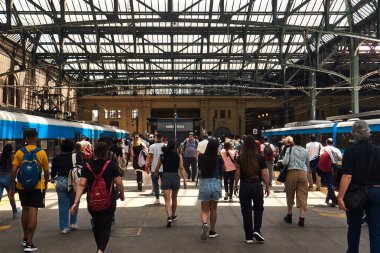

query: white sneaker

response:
[245,240,254,244]
[70,224,78,230]
[201,224,209,240]
[154,198,160,204]
[61,228,70,234]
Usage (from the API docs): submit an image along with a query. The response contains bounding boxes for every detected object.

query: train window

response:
[41,140,47,150]
[336,133,352,150]
[371,131,380,146]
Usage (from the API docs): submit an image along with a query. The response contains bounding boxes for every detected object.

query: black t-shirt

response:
[82,159,121,194]
[236,154,267,180]
[161,153,180,173]
[342,141,380,185]
[51,153,84,178]
[51,153,73,177]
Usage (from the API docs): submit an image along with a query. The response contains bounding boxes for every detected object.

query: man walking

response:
[9,129,49,252]
[147,133,165,204]
[306,134,322,191]
[261,137,276,186]
[181,132,198,181]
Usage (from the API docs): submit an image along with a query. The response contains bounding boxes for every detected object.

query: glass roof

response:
[0,0,378,94]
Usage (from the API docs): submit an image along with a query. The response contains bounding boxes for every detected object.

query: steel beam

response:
[350,39,360,114]
[309,71,317,120]
[5,0,13,31]
[378,0,380,39]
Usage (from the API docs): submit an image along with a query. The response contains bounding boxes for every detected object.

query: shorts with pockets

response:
[198,178,222,202]
[19,190,45,208]
[161,172,180,190]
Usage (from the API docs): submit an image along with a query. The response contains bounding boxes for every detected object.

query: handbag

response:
[277,148,292,183]
[343,145,374,211]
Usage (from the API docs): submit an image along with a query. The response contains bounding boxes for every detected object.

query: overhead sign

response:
[252,128,258,134]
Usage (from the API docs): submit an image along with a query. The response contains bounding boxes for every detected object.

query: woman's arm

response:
[337,174,352,211]
[155,156,162,175]
[261,168,270,197]
[114,176,125,201]
[234,165,241,195]
[70,177,87,214]
[179,154,188,189]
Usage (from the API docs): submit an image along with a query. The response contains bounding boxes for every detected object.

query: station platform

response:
[0,167,370,253]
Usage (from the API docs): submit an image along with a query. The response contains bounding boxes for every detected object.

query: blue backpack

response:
[17,147,42,190]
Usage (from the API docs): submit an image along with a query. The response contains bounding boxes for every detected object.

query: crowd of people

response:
[1,120,379,252]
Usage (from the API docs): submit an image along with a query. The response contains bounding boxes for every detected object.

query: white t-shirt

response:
[306,142,323,161]
[322,145,342,164]
[148,142,164,172]
[197,140,209,155]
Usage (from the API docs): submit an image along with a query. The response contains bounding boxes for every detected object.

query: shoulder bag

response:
[277,147,292,183]
[343,145,374,211]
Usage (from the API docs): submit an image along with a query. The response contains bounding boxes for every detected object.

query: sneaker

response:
[201,224,209,240]
[209,231,218,238]
[70,224,78,230]
[245,240,254,244]
[171,214,178,221]
[284,213,292,224]
[13,207,22,219]
[24,243,37,252]
[224,193,228,201]
[166,217,173,227]
[229,195,233,201]
[154,198,160,205]
[21,239,27,247]
[61,228,70,234]
[298,217,305,227]
[253,232,265,242]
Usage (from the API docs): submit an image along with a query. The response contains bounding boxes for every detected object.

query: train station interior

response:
[0,0,379,252]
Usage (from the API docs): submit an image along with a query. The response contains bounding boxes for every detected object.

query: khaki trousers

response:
[286,169,308,211]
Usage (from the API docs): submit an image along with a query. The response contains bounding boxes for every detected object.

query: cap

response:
[134,134,140,138]
[189,132,194,136]
[149,134,154,138]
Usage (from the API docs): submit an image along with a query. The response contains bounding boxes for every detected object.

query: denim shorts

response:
[161,172,180,190]
[198,178,222,202]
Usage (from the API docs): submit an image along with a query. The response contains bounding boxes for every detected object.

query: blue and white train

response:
[0,110,129,159]
[263,119,380,151]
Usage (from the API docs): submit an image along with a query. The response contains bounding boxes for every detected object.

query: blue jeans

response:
[56,176,79,230]
[319,171,337,204]
[0,174,18,213]
[151,173,162,199]
[346,187,380,253]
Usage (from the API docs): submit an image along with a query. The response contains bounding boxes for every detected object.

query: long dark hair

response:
[162,140,176,155]
[239,135,259,178]
[1,144,13,171]
[199,139,219,178]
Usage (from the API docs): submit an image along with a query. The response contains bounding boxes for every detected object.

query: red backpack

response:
[86,161,112,211]
[318,150,332,173]
[263,144,274,161]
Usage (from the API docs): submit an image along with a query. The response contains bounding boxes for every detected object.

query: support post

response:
[309,71,317,120]
[283,67,289,123]
[350,38,360,114]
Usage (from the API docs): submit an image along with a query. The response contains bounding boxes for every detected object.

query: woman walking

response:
[130,134,147,191]
[337,120,380,253]
[198,139,224,240]
[282,134,309,227]
[220,142,237,201]
[70,142,125,253]
[155,140,187,227]
[234,135,270,244]
[0,144,21,218]
[51,139,80,233]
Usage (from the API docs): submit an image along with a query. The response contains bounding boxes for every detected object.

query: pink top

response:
[221,149,237,172]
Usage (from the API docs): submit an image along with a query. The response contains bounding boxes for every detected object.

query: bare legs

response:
[22,207,38,243]
[163,189,179,217]
[201,200,218,231]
